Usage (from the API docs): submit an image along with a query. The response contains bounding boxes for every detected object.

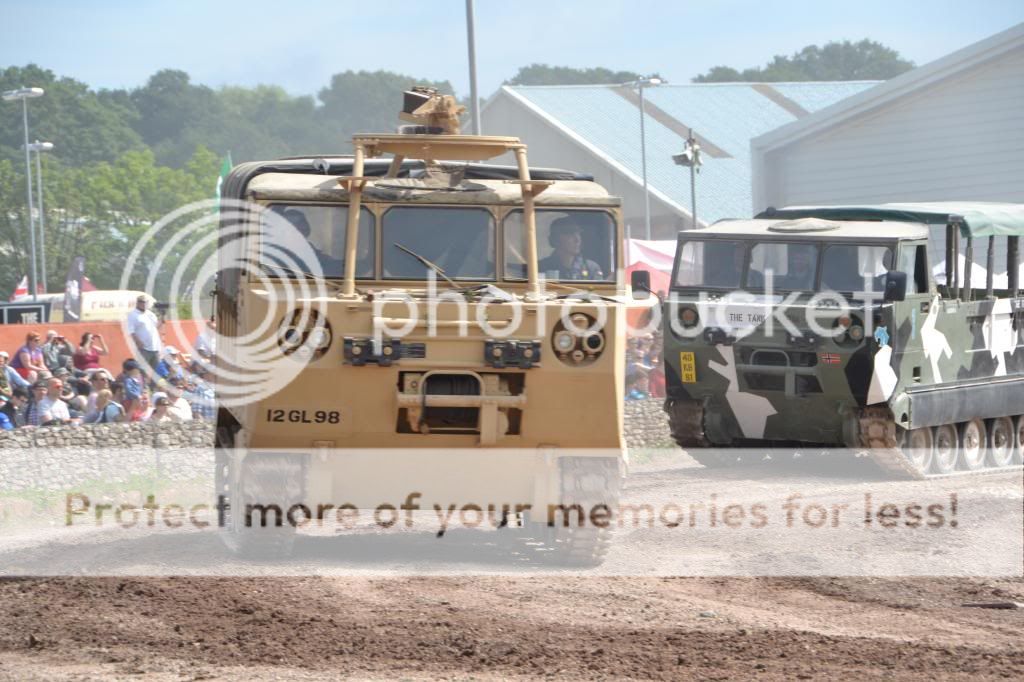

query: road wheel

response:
[987,417,1015,468]
[898,426,933,473]
[1014,416,1024,465]
[220,452,303,560]
[932,424,958,474]
[957,419,986,471]
[537,457,622,567]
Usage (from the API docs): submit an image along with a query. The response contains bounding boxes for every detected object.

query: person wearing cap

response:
[164,381,193,422]
[538,215,605,281]
[73,332,109,372]
[156,346,186,384]
[127,295,163,373]
[148,393,175,423]
[0,387,27,428]
[121,360,145,419]
[42,331,74,372]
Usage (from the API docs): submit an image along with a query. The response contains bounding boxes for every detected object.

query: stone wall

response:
[0,421,214,492]
[623,398,674,449]
[0,402,675,492]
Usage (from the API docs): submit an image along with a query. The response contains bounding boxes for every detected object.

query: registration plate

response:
[679,351,697,383]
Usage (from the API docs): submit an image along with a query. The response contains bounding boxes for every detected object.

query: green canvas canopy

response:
[757,202,1024,238]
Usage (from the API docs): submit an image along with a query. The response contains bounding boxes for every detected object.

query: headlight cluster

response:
[277,308,332,360]
[832,314,865,345]
[551,313,605,366]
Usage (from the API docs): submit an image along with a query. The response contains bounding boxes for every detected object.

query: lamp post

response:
[3,87,45,301]
[672,129,703,229]
[27,141,54,291]
[627,76,664,240]
[465,0,481,135]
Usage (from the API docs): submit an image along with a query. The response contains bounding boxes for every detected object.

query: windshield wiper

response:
[393,242,465,291]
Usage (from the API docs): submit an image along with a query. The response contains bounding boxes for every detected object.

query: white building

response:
[752,23,1024,213]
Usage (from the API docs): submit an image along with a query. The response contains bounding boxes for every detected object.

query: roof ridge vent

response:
[767,217,840,233]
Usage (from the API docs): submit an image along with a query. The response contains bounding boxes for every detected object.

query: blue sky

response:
[2,0,1022,97]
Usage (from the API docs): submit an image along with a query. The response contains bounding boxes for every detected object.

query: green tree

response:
[693,39,914,82]
[506,64,645,86]
[317,70,456,143]
[0,64,145,167]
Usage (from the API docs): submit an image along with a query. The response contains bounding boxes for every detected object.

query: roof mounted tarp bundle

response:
[757,202,1024,238]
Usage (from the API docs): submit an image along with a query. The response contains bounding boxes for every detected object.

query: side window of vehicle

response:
[899,243,929,294]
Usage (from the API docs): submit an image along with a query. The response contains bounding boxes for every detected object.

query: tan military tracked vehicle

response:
[213,88,652,564]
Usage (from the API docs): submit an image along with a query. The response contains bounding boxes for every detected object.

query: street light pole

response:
[465,0,481,135]
[4,87,44,301]
[628,76,663,240]
[672,129,703,230]
[30,141,54,291]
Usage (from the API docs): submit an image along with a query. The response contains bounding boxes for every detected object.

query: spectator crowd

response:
[625,331,665,401]
[0,296,215,430]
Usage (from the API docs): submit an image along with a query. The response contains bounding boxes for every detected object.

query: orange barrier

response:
[0,319,205,373]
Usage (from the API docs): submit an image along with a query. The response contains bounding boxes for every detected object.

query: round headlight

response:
[583,331,605,353]
[679,307,699,328]
[554,330,575,353]
[847,324,865,342]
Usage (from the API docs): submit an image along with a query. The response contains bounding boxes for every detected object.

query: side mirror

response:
[630,270,652,300]
[883,271,908,303]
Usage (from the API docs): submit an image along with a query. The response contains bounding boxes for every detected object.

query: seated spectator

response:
[73,332,109,371]
[156,346,187,384]
[39,377,72,425]
[120,360,145,418]
[0,387,28,428]
[0,352,10,400]
[85,389,125,424]
[148,393,175,423]
[1,351,29,391]
[647,347,666,398]
[42,331,75,372]
[130,390,152,422]
[165,380,193,422]
[625,367,650,401]
[184,362,216,420]
[23,381,50,427]
[0,403,12,430]
[11,332,47,383]
[194,320,216,359]
[84,369,114,420]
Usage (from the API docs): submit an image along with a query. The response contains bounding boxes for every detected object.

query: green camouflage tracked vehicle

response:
[662,203,1024,478]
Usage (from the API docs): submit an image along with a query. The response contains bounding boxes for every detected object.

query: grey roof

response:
[693,218,929,241]
[487,81,879,224]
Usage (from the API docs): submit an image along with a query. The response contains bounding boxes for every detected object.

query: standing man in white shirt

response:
[126,294,163,375]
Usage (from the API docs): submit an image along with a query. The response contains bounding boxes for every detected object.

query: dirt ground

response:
[0,576,1022,680]
[0,454,1021,680]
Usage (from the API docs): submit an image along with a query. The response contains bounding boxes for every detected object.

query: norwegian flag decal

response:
[819,353,841,365]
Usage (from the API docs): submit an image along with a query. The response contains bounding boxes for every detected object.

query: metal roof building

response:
[751,23,1024,213]
[482,81,877,239]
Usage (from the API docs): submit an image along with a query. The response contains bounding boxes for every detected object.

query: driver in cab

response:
[538,216,604,281]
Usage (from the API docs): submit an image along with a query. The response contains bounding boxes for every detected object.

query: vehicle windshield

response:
[262,204,374,279]
[675,240,744,288]
[382,206,495,280]
[820,244,894,292]
[674,239,895,292]
[504,209,615,282]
